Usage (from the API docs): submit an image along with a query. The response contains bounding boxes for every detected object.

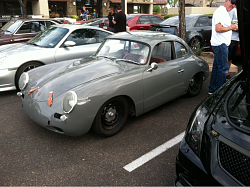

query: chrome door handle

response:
[178,69,184,73]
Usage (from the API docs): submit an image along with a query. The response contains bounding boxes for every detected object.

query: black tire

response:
[187,73,203,97]
[189,37,201,49]
[15,62,42,90]
[92,97,129,136]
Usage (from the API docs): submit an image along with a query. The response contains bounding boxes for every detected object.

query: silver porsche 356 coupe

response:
[18,31,209,136]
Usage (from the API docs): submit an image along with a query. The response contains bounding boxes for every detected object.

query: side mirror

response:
[64,41,76,47]
[147,62,158,72]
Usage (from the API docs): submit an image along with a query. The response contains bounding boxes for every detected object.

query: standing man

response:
[208,0,238,95]
[226,6,239,79]
[112,5,126,33]
[108,7,116,32]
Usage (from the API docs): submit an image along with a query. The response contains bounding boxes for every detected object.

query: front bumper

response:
[175,136,243,186]
[20,92,93,136]
[0,69,16,91]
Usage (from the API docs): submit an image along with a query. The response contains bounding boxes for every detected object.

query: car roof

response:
[52,24,111,31]
[107,31,182,46]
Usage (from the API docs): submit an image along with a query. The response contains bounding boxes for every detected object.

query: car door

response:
[143,41,186,109]
[54,29,110,62]
[136,15,151,30]
[195,16,212,48]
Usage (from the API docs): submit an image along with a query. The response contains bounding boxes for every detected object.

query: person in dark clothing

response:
[108,7,116,32]
[112,5,126,33]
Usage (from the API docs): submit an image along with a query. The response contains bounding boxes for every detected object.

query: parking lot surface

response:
[0,60,241,185]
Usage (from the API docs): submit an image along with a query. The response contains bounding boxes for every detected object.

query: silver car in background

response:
[0,24,112,91]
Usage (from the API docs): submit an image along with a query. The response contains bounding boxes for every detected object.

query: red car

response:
[0,19,61,46]
[127,14,163,31]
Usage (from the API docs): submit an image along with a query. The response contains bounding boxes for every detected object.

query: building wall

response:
[32,0,50,18]
[67,0,77,16]
[168,7,218,15]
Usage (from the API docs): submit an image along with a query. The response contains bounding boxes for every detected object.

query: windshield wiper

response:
[97,55,116,61]
[116,58,140,65]
[5,30,12,33]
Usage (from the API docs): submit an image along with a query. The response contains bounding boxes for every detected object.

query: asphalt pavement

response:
[0,59,242,185]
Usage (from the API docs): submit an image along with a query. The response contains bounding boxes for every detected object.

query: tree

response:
[205,0,214,7]
[168,0,178,7]
[178,0,186,42]
[18,0,27,18]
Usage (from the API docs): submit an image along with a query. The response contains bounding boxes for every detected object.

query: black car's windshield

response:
[95,39,149,65]
[161,16,194,25]
[226,81,250,129]
[27,27,69,48]
[3,20,21,34]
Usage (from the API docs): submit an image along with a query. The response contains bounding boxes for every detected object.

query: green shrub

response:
[193,46,204,56]
[72,15,79,21]
[153,5,161,13]
[164,14,178,20]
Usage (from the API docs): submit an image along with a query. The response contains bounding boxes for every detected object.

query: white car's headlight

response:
[18,72,29,90]
[62,91,77,113]
[0,56,7,66]
[185,107,209,157]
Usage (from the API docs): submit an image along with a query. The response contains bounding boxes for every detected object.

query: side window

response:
[208,16,212,26]
[137,16,150,24]
[197,17,209,27]
[38,21,46,31]
[150,16,163,24]
[45,21,56,28]
[65,29,97,46]
[16,22,33,34]
[151,42,172,64]
[174,42,187,58]
[96,31,111,43]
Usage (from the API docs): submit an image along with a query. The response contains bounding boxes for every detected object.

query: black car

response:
[150,15,212,50]
[175,0,249,186]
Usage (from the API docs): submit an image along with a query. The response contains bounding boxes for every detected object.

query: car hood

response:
[0,43,43,57]
[237,0,249,74]
[32,57,132,101]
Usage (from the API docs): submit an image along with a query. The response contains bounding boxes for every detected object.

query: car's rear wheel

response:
[15,61,42,90]
[189,37,201,49]
[187,73,203,97]
[92,97,129,136]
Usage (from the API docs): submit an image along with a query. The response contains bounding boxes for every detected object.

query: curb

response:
[209,64,238,73]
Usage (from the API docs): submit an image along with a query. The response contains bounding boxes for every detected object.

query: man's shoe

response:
[226,75,231,79]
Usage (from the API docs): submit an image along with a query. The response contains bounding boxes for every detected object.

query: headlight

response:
[185,107,209,157]
[18,72,29,91]
[0,56,7,66]
[62,91,77,113]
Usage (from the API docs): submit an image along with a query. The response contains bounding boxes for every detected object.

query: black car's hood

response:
[237,0,249,74]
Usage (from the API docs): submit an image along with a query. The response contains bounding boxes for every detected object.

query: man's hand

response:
[216,23,238,32]
[112,20,116,24]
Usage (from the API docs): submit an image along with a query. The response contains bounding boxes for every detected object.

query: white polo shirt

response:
[211,6,232,46]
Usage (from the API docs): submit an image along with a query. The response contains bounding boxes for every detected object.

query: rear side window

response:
[174,42,187,58]
[150,16,163,24]
[196,17,209,27]
[137,16,150,24]
[96,31,111,43]
[151,42,173,62]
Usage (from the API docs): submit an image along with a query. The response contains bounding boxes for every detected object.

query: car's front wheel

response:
[187,73,203,97]
[92,97,129,136]
[15,61,42,90]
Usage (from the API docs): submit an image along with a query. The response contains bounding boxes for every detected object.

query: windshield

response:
[95,39,150,65]
[27,27,69,48]
[161,16,193,25]
[3,20,21,34]
[227,81,250,129]
[127,15,136,21]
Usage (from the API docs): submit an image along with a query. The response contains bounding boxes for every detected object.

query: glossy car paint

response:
[0,19,61,46]
[19,31,209,136]
[150,15,212,49]
[175,0,249,185]
[0,25,112,92]
[127,14,163,30]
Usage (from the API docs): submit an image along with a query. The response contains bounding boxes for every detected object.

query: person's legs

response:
[209,44,229,93]
[227,40,239,77]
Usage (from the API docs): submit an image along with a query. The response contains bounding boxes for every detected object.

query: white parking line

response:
[123,131,185,172]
